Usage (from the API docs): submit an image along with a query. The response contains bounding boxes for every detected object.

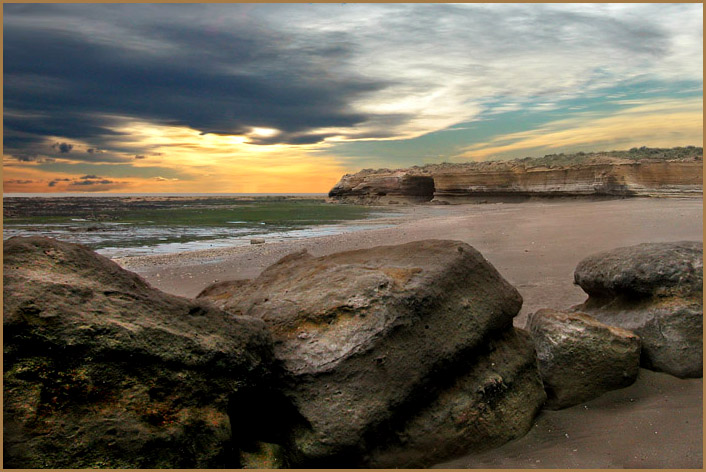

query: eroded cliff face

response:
[328,149,703,204]
[328,170,436,204]
[432,162,703,203]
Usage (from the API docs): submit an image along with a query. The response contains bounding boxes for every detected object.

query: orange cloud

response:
[3,120,349,194]
[95,120,349,193]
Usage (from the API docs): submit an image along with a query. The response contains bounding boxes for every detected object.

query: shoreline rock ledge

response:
[198,240,546,467]
[573,241,703,378]
[327,147,703,204]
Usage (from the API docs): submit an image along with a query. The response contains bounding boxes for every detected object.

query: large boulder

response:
[198,239,539,466]
[526,309,641,409]
[363,328,546,468]
[573,241,702,378]
[3,237,275,468]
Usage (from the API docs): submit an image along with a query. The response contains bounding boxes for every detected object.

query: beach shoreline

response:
[118,198,703,325]
[114,197,703,469]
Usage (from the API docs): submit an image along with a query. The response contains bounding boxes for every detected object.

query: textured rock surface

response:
[328,169,435,204]
[526,309,641,409]
[198,239,526,465]
[328,149,703,204]
[573,241,702,378]
[431,162,702,202]
[363,329,546,468]
[240,442,287,469]
[3,236,275,468]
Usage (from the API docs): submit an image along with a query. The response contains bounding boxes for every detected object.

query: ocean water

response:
[3,194,399,258]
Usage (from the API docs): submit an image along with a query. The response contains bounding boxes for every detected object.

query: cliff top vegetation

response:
[357,146,703,176]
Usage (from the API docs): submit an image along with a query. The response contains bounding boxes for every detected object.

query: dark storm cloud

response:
[70,179,117,186]
[3,4,390,158]
[67,177,129,191]
[3,2,699,165]
[48,178,71,187]
[45,174,124,189]
[14,155,39,162]
[52,142,74,153]
[4,109,130,162]
[7,142,133,164]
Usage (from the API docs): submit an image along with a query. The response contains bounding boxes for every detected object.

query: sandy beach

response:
[116,197,703,468]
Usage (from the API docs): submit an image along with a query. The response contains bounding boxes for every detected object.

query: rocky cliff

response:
[328,147,703,204]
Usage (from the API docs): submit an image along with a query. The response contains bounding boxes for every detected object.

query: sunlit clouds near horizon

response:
[3,3,702,193]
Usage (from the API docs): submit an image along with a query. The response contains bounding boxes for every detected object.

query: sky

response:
[3,3,703,194]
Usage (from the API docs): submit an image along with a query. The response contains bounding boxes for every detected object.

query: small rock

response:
[250,239,266,245]
[573,241,702,378]
[526,308,641,409]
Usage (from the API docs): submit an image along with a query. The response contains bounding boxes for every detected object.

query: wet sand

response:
[435,368,702,469]
[116,197,703,468]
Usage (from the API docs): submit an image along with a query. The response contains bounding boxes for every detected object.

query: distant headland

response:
[328,146,703,204]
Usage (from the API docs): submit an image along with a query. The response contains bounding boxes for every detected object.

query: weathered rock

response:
[198,240,524,465]
[328,169,435,204]
[526,309,641,409]
[574,241,703,299]
[363,329,546,468]
[573,241,702,378]
[3,236,275,468]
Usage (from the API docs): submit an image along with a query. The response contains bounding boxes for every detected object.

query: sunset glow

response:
[4,3,702,193]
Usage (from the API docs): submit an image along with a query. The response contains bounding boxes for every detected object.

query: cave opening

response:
[402,175,436,201]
